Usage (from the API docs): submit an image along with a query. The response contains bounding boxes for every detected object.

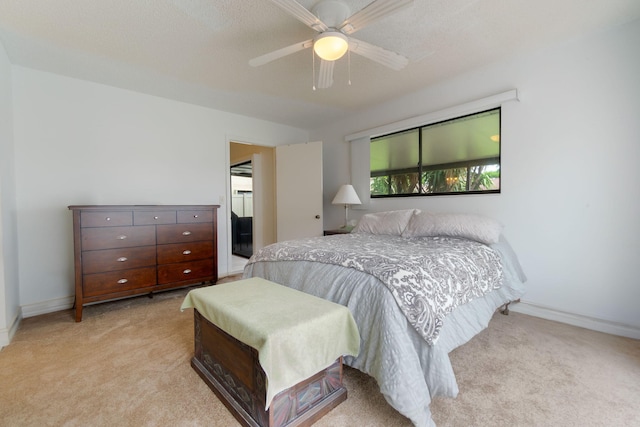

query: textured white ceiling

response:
[1,0,639,130]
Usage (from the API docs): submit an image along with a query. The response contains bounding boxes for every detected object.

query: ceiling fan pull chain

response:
[348,49,352,86]
[312,50,316,91]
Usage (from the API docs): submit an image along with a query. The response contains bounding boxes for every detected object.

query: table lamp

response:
[331,184,362,229]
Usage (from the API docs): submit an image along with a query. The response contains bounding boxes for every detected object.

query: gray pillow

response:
[353,209,418,236]
[401,211,503,244]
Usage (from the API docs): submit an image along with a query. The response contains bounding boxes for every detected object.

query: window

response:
[370,108,501,197]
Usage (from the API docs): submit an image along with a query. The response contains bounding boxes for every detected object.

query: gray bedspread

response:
[249,234,504,345]
[244,234,526,427]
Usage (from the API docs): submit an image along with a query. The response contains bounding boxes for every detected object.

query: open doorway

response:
[229,141,277,274]
[230,161,253,259]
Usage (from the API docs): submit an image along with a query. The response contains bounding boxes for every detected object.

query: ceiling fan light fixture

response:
[313,32,348,61]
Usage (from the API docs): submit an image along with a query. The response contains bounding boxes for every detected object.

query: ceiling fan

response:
[249,0,413,89]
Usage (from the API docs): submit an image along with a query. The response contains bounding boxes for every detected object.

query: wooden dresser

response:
[68,205,219,322]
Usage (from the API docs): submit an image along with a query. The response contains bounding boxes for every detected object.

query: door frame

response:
[230,158,255,259]
[225,137,322,276]
[226,137,273,275]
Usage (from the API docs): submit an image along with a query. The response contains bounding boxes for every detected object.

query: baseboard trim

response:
[15,295,638,341]
[510,302,640,340]
[226,269,245,276]
[21,296,74,319]
[0,329,8,348]
[0,311,22,348]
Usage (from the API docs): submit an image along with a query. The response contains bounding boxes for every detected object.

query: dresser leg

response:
[75,304,83,322]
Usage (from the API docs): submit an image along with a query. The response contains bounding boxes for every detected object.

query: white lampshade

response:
[314,32,349,61]
[333,184,361,229]
[332,184,361,205]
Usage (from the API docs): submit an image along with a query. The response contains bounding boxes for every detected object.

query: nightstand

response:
[324,228,352,236]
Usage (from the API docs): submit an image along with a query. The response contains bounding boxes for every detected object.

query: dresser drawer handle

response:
[182,231,192,236]
[193,214,199,218]
[117,278,128,284]
[154,216,159,220]
[183,269,192,274]
[116,235,127,240]
[116,257,128,262]
[182,250,191,255]
[105,217,111,221]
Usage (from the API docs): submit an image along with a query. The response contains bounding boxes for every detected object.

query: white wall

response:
[314,20,640,336]
[0,38,20,347]
[12,67,308,315]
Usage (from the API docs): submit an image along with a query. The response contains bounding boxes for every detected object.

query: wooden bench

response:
[181,278,360,427]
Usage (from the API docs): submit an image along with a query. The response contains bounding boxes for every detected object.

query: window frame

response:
[370,107,501,198]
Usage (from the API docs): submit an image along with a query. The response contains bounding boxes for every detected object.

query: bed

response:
[243,210,527,427]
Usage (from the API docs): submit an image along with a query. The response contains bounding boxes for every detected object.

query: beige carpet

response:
[1,277,639,427]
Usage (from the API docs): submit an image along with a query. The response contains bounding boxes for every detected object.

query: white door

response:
[276,141,323,241]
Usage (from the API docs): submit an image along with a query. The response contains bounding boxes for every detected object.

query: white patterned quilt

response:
[248,233,504,345]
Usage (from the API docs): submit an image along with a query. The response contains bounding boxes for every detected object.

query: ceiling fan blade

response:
[349,38,409,70]
[317,60,334,89]
[249,39,313,67]
[339,0,413,35]
[267,0,329,32]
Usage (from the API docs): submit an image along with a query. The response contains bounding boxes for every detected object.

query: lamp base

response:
[343,205,349,230]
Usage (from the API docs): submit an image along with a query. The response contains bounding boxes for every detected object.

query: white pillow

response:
[401,211,503,244]
[353,209,418,236]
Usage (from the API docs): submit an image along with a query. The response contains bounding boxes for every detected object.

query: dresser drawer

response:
[156,223,213,244]
[157,241,214,265]
[81,226,156,250]
[81,211,132,228]
[177,209,214,224]
[82,246,157,274]
[83,267,156,297]
[133,210,177,225]
[157,259,214,284]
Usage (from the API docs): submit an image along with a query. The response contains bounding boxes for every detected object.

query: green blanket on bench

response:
[180,277,360,409]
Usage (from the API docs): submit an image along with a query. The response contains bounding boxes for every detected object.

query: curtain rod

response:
[346,89,519,142]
